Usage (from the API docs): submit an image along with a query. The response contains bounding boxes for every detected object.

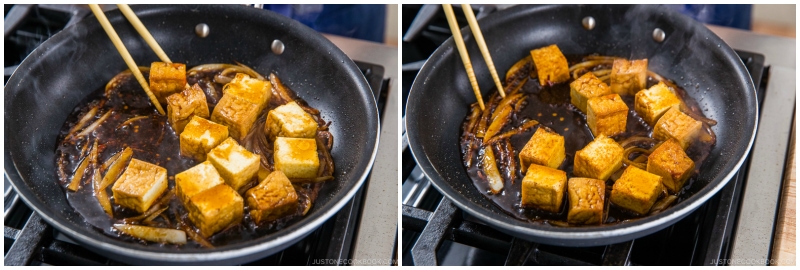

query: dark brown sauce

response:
[55,66,331,248]
[460,55,716,226]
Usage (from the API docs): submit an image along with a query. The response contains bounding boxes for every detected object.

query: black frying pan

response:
[4,5,379,265]
[406,5,757,246]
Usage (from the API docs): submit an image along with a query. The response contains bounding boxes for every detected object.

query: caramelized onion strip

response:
[75,110,112,138]
[485,120,539,144]
[568,60,614,73]
[115,224,187,245]
[269,73,296,105]
[650,195,678,214]
[316,133,335,177]
[481,147,504,194]
[67,152,91,192]
[116,115,148,130]
[100,147,133,190]
[67,106,99,140]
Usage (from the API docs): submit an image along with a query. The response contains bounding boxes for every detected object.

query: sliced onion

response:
[75,110,112,138]
[114,224,187,245]
[481,147,504,194]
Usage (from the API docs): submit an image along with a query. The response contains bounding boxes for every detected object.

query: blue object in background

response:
[670,4,752,30]
[264,4,386,43]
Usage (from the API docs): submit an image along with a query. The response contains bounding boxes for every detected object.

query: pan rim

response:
[405,4,759,246]
[4,4,380,264]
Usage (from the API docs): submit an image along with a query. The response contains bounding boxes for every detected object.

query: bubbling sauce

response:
[55,65,333,248]
[459,55,716,226]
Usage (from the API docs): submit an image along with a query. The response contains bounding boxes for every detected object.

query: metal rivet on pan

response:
[195,23,209,38]
[653,28,666,42]
[582,16,595,30]
[271,39,285,55]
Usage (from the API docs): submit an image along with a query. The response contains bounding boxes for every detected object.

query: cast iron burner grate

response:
[4,5,389,265]
[400,5,769,266]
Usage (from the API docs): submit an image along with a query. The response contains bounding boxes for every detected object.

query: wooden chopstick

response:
[442,4,485,111]
[117,4,172,64]
[88,4,165,115]
[461,4,505,98]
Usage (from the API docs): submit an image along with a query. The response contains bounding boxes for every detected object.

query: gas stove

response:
[401,4,795,266]
[4,4,398,265]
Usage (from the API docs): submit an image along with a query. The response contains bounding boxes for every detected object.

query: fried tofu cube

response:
[149,62,186,103]
[610,166,662,215]
[175,161,224,204]
[224,73,272,113]
[634,82,682,126]
[573,135,624,180]
[647,139,695,193]
[653,107,702,149]
[166,84,210,133]
[610,59,648,95]
[211,94,260,141]
[274,137,320,180]
[587,94,628,137]
[111,159,168,213]
[567,177,606,225]
[570,72,613,113]
[245,171,299,223]
[180,116,229,161]
[530,44,570,86]
[185,184,244,238]
[265,101,318,141]
[521,164,567,212]
[207,138,260,191]
[519,127,566,170]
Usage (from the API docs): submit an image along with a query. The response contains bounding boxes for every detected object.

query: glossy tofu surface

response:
[587,94,628,137]
[610,166,662,215]
[610,58,647,95]
[186,184,244,238]
[521,164,567,213]
[519,127,566,169]
[573,136,624,180]
[149,62,186,103]
[111,158,168,213]
[653,107,702,149]
[530,44,570,86]
[647,139,695,193]
[246,171,299,223]
[166,84,209,133]
[266,101,318,140]
[211,94,260,141]
[207,137,260,191]
[175,161,224,204]
[179,116,229,161]
[224,73,271,113]
[274,137,320,180]
[567,177,605,225]
[570,72,612,113]
[634,82,682,126]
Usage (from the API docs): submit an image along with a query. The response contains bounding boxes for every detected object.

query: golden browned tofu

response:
[573,135,624,180]
[149,62,186,103]
[211,94,260,141]
[521,164,567,212]
[224,73,272,113]
[610,59,647,95]
[166,84,210,134]
[567,177,605,225]
[111,159,168,213]
[634,82,681,126]
[245,171,299,223]
[265,101,318,141]
[653,107,702,149]
[587,94,628,137]
[274,137,320,180]
[570,72,612,113]
[180,116,229,161]
[207,138,260,191]
[530,44,570,86]
[610,166,662,215]
[175,161,224,204]
[185,184,243,238]
[519,127,565,169]
[647,139,695,193]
